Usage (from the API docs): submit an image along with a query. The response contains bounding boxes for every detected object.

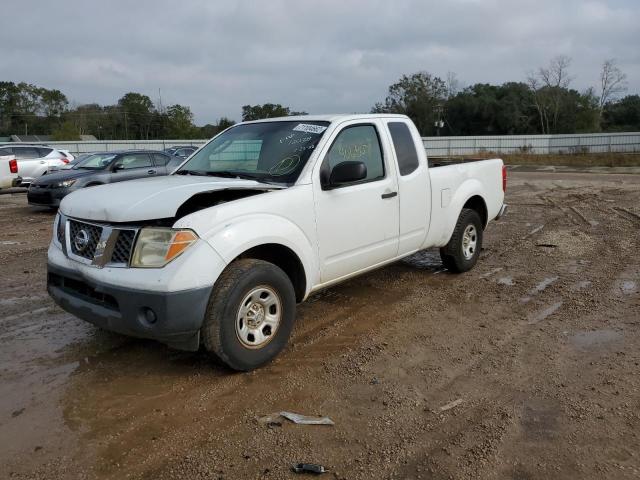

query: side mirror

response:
[322,161,367,189]
[112,163,124,172]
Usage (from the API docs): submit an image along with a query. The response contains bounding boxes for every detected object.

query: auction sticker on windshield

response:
[293,123,327,134]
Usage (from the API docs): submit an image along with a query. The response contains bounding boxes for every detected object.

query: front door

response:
[314,122,400,283]
[110,153,158,182]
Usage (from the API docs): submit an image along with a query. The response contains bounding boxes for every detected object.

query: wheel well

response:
[463,195,488,228]
[237,244,306,302]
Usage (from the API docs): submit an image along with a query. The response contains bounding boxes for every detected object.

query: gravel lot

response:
[1,171,639,480]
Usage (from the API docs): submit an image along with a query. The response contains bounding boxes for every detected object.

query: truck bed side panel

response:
[424,158,504,248]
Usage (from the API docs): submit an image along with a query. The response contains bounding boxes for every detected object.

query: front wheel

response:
[439,208,483,273]
[201,259,296,371]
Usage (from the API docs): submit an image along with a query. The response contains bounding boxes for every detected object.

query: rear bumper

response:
[495,203,508,220]
[47,263,212,351]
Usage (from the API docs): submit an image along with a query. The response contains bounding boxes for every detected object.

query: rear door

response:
[384,120,431,254]
[110,153,157,183]
[13,146,46,180]
[151,152,173,175]
[313,120,400,282]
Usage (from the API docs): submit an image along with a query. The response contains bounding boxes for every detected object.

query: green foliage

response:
[165,104,196,138]
[603,95,640,131]
[372,72,448,135]
[373,71,621,135]
[241,103,305,121]
[51,120,81,141]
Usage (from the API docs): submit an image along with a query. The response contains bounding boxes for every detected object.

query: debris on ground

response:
[292,463,327,474]
[439,398,464,412]
[257,411,335,426]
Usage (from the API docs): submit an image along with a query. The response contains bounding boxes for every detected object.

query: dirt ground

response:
[1,171,639,480]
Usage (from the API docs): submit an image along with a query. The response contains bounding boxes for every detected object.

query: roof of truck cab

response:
[243,113,410,124]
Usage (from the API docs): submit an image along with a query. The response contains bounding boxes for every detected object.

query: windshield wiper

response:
[205,171,264,181]
[175,169,209,176]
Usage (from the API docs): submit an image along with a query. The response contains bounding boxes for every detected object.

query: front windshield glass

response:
[177,120,330,185]
[74,153,117,170]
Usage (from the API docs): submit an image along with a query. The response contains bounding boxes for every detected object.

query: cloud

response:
[1,0,638,124]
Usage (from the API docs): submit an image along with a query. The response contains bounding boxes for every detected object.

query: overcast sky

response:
[2,0,639,124]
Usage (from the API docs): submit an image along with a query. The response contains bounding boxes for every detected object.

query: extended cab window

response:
[388,122,420,176]
[325,125,384,183]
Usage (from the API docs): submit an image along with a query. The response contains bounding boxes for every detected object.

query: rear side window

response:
[152,153,170,166]
[325,125,384,183]
[388,122,420,176]
[38,147,53,157]
[13,147,41,159]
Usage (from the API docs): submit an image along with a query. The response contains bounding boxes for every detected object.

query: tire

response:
[201,258,296,371]
[439,208,483,273]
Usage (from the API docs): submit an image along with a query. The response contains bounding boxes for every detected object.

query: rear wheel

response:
[439,208,483,273]
[201,259,296,371]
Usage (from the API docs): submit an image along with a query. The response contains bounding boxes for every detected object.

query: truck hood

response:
[59,174,284,223]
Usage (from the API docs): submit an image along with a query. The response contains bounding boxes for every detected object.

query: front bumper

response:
[47,262,212,351]
[28,185,72,207]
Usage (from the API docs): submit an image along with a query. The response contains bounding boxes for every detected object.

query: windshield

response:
[73,153,117,170]
[177,120,330,185]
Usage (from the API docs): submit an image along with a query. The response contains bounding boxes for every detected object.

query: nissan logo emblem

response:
[74,229,90,252]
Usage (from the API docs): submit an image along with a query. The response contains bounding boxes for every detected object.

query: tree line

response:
[373,57,638,136]
[0,56,637,140]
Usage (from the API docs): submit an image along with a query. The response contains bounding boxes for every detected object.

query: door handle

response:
[147,169,156,174]
[381,191,397,199]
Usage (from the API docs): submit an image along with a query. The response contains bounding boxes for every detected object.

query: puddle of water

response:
[520,276,559,303]
[497,277,515,286]
[481,267,503,278]
[528,301,563,324]
[402,250,443,271]
[571,280,591,291]
[621,281,637,295]
[521,398,560,440]
[570,329,622,350]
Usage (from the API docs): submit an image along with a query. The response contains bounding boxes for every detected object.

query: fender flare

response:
[439,179,485,246]
[197,213,318,297]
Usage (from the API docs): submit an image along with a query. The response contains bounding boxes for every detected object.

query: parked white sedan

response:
[0,145,70,186]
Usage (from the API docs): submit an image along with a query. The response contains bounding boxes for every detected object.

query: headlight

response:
[56,179,76,188]
[131,228,198,268]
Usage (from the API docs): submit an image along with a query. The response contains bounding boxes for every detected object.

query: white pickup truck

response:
[47,114,506,370]
[0,154,20,190]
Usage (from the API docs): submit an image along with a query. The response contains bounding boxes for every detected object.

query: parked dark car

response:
[164,145,198,159]
[27,150,179,208]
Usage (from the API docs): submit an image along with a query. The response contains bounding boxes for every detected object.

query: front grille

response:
[69,220,102,260]
[111,230,136,264]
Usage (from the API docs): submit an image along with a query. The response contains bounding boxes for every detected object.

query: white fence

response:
[2,132,639,157]
[422,132,640,156]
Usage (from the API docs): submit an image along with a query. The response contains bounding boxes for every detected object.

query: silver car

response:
[0,145,70,186]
